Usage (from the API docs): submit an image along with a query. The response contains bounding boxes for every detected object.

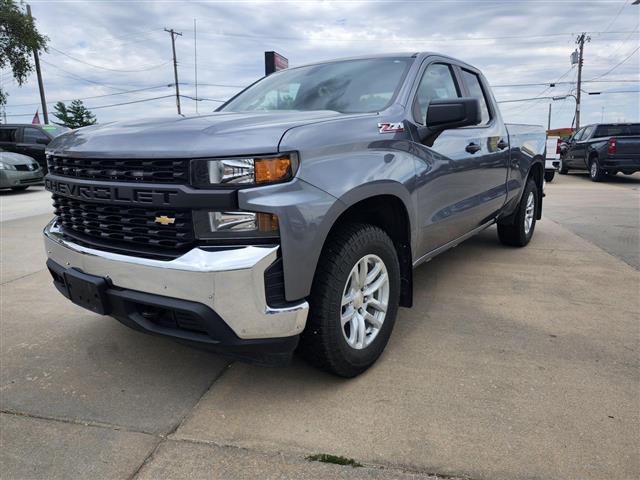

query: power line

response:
[40,59,130,92]
[49,47,171,73]
[604,0,629,32]
[89,94,175,110]
[588,46,640,80]
[491,79,638,88]
[7,85,171,108]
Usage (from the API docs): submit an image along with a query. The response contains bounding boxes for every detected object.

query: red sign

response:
[265,51,288,76]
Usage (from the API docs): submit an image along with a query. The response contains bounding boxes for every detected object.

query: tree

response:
[53,100,97,128]
[0,0,48,105]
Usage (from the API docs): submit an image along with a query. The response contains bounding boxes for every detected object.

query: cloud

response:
[2,0,638,128]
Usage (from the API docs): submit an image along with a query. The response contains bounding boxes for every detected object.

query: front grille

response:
[53,194,194,256]
[14,164,38,171]
[48,156,189,184]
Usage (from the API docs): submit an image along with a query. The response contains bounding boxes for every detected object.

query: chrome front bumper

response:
[43,219,308,339]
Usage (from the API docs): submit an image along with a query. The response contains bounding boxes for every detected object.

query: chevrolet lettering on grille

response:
[45,178,179,205]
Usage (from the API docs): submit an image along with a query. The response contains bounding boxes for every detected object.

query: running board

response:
[412,220,496,268]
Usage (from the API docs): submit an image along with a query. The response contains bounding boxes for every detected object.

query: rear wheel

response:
[497,178,538,247]
[299,223,400,377]
[589,156,606,182]
[544,170,555,182]
[10,186,28,192]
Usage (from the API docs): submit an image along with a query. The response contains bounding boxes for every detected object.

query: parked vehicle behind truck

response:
[43,53,546,377]
[559,123,640,181]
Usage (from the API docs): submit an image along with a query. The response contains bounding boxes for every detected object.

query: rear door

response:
[407,59,509,255]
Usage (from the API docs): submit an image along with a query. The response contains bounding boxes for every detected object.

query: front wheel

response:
[11,186,28,192]
[544,170,555,182]
[299,223,400,377]
[497,178,538,247]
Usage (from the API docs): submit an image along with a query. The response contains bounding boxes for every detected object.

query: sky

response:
[1,0,638,129]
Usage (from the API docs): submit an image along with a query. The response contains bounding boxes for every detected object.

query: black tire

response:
[11,186,28,191]
[544,170,555,182]
[559,157,569,174]
[589,156,606,182]
[497,178,538,247]
[298,223,400,377]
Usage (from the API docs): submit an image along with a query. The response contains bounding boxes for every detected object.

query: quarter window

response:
[413,63,460,123]
[0,127,18,142]
[461,69,491,125]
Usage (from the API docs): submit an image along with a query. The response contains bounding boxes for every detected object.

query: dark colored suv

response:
[0,124,70,173]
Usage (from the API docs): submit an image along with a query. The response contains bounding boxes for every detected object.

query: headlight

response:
[193,210,279,240]
[191,153,297,187]
[0,161,16,170]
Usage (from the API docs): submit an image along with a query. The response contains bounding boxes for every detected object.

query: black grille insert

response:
[48,156,189,184]
[53,194,194,255]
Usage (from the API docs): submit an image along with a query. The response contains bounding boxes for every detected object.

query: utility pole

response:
[575,32,590,130]
[547,103,552,130]
[193,19,198,114]
[165,28,183,115]
[26,4,48,124]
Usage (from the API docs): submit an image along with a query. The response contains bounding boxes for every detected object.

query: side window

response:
[573,128,585,141]
[461,69,491,125]
[580,126,594,140]
[413,63,460,123]
[0,127,18,142]
[23,128,50,145]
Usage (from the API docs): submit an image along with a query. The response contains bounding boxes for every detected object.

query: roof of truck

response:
[286,51,478,73]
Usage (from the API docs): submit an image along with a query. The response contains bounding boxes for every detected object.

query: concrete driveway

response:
[1,174,638,479]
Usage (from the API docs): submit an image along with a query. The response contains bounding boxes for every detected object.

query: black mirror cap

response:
[425,97,482,130]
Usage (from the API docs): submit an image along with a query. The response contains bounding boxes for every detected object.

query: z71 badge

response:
[378,122,405,133]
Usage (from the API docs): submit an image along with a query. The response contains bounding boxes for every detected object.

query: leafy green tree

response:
[0,0,48,105]
[53,100,97,128]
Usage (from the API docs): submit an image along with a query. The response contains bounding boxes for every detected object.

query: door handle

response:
[497,139,508,150]
[465,143,481,154]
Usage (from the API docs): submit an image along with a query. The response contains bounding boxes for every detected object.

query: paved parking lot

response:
[1,174,639,480]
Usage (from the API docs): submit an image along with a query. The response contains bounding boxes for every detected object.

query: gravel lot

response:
[1,174,638,480]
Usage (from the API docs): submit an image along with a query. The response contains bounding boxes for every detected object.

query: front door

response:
[18,126,50,170]
[407,60,509,256]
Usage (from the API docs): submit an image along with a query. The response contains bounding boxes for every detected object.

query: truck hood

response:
[46,111,360,158]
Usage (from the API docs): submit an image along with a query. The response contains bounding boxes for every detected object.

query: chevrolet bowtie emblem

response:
[154,215,175,226]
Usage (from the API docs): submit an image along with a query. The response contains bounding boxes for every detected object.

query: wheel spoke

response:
[341,307,356,327]
[363,273,387,297]
[363,310,382,329]
[365,261,382,285]
[341,290,354,307]
[367,298,387,313]
[355,313,366,348]
[357,258,368,288]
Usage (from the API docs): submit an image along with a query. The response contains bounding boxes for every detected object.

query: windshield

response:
[594,124,640,137]
[221,57,412,114]
[42,124,71,137]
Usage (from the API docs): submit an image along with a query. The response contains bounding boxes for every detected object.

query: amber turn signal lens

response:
[254,157,291,184]
[257,213,279,232]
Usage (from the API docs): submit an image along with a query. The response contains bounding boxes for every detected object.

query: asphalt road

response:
[1,174,638,480]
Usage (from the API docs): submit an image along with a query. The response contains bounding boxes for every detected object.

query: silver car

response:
[0,149,44,191]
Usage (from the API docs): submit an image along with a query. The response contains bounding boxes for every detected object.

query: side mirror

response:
[36,138,50,145]
[426,97,481,130]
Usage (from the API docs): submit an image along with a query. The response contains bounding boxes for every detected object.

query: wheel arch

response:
[323,190,414,308]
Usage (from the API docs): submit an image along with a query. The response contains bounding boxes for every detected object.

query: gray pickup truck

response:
[43,53,545,377]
